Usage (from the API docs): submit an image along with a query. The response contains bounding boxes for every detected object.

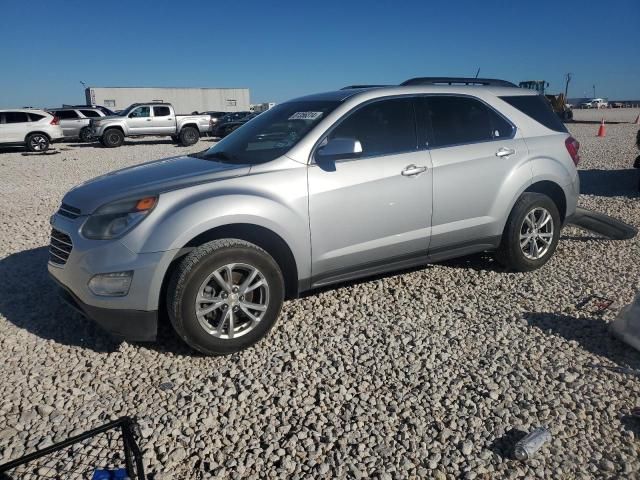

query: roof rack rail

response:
[400,77,517,87]
[340,85,389,90]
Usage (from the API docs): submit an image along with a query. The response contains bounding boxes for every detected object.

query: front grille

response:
[58,203,81,219]
[49,228,73,265]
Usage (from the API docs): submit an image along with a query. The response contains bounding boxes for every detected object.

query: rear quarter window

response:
[80,109,101,118]
[28,113,45,122]
[500,95,567,133]
[55,110,80,119]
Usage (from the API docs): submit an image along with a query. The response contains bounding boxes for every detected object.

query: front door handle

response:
[146,118,152,122]
[496,147,516,158]
[401,164,427,176]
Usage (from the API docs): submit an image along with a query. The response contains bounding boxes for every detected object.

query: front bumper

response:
[53,277,157,341]
[47,212,179,341]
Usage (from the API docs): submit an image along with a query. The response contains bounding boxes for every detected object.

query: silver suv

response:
[49,77,581,355]
[47,108,106,142]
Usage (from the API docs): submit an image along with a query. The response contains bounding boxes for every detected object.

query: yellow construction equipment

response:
[518,80,573,121]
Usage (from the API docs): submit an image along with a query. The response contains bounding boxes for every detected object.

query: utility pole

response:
[474,68,480,79]
[564,73,572,99]
[593,85,596,98]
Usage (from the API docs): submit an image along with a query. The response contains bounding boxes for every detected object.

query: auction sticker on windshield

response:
[288,111,323,121]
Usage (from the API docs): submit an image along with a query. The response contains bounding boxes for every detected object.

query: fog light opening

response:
[88,271,133,297]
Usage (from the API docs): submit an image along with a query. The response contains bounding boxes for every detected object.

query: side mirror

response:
[316,137,363,161]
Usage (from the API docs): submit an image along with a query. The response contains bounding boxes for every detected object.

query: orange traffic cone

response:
[597,118,606,137]
[634,114,640,125]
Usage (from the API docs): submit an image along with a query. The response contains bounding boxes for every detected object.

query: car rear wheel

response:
[179,126,199,146]
[167,239,285,355]
[79,127,93,143]
[101,128,124,148]
[496,193,561,271]
[25,133,50,152]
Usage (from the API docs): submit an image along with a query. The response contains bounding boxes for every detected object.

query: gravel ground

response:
[0,111,639,479]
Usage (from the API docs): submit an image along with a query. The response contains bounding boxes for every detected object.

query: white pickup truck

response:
[579,98,609,109]
[90,103,211,147]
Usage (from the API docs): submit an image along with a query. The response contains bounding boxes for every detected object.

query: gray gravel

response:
[0,112,639,478]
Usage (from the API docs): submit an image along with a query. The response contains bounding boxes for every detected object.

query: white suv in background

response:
[0,109,63,152]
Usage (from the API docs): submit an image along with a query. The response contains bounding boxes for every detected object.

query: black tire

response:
[25,133,50,152]
[79,127,93,143]
[179,126,199,146]
[101,128,124,148]
[167,239,285,355]
[496,193,561,272]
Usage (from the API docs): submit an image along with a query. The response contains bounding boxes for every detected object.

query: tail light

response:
[565,136,580,166]
[50,116,60,126]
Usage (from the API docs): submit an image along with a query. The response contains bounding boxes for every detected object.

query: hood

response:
[92,115,121,123]
[63,155,251,214]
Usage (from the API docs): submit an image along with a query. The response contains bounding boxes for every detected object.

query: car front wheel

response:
[101,129,124,148]
[167,239,285,355]
[497,193,561,271]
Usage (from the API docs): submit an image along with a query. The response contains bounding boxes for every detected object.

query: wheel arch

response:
[524,180,567,223]
[102,125,125,135]
[160,223,300,308]
[24,131,51,142]
[180,123,199,133]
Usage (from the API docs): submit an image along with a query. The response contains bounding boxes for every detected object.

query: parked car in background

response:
[48,107,108,142]
[201,111,228,136]
[89,103,211,147]
[0,109,63,152]
[63,104,116,116]
[580,98,608,109]
[49,77,580,355]
[211,112,260,138]
[203,111,228,123]
[218,111,252,124]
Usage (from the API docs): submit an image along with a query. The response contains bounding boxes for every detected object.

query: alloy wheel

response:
[519,207,554,260]
[195,263,270,339]
[30,135,47,151]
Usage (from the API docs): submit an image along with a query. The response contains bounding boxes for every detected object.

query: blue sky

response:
[1,0,638,108]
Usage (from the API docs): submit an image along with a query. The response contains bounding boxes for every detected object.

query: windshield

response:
[117,105,138,116]
[195,100,341,164]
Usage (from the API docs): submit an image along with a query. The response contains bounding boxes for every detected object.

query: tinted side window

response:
[153,106,171,117]
[28,113,45,122]
[80,109,101,118]
[500,95,567,133]
[425,96,493,147]
[56,110,79,119]
[488,109,514,139]
[329,98,416,157]
[4,112,30,123]
[130,107,150,118]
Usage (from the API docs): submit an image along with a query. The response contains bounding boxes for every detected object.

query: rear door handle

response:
[496,147,516,157]
[401,164,427,176]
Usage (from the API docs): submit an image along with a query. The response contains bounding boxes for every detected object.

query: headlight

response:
[81,196,157,240]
